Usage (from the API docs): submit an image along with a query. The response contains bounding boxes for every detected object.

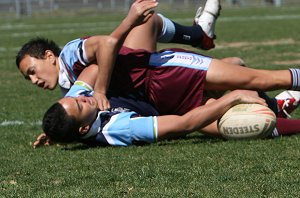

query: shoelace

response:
[281,99,292,118]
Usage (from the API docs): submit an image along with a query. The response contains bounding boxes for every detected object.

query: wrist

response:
[224,92,241,107]
[94,90,106,95]
[122,17,135,29]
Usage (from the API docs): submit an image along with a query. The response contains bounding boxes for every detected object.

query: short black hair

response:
[42,102,81,143]
[16,37,61,68]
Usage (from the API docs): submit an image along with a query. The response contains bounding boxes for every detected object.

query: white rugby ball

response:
[218,104,276,140]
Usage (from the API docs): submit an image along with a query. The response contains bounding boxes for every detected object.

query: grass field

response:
[1,5,300,197]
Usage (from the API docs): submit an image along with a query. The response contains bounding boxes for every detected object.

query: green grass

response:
[1,5,300,197]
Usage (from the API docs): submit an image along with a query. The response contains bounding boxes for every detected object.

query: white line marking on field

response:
[0,120,42,126]
[220,14,300,22]
[1,14,300,32]
[174,14,300,23]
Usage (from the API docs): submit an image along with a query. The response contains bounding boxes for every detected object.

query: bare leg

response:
[205,59,292,91]
[123,14,161,52]
[123,1,220,52]
[221,57,245,66]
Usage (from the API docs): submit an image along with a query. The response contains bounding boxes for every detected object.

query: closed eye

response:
[26,67,35,78]
[24,75,30,80]
[75,98,82,112]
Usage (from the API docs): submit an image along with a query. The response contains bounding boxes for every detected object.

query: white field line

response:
[219,14,300,22]
[0,120,42,127]
[1,38,296,53]
[1,14,299,51]
[178,14,300,22]
[1,22,117,38]
[1,14,300,37]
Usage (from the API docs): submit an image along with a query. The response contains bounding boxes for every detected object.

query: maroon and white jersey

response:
[110,46,212,115]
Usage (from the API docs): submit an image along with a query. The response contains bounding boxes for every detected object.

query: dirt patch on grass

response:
[280,52,300,57]
[217,38,297,49]
[273,59,300,65]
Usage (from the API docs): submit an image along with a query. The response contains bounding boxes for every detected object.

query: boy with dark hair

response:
[42,88,267,146]
[16,0,223,99]
[43,103,81,143]
[43,82,300,146]
[16,38,61,64]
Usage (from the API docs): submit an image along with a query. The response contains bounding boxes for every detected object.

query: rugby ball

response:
[218,104,276,140]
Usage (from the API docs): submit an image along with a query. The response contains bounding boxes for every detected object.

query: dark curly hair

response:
[16,37,61,68]
[42,102,81,143]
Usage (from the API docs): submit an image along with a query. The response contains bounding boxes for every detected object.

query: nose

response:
[78,95,88,102]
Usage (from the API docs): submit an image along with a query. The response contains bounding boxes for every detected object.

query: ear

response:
[78,125,91,135]
[44,50,56,64]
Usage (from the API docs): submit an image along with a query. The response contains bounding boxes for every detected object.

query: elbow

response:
[181,118,202,133]
[104,36,118,47]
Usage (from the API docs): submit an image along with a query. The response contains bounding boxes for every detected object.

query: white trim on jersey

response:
[149,51,212,71]
[101,114,119,145]
[81,39,89,63]
[153,116,158,142]
[81,113,102,139]
[76,39,89,66]
[58,57,73,90]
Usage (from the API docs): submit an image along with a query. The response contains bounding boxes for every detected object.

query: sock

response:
[258,92,278,114]
[272,118,300,137]
[289,68,300,90]
[157,13,204,46]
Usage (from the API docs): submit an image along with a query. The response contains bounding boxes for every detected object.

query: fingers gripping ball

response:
[218,104,276,140]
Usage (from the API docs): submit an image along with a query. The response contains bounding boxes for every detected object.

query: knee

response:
[221,57,246,66]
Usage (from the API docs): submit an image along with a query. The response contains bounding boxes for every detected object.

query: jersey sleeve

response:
[58,38,90,90]
[64,81,94,97]
[129,116,158,144]
[96,112,158,146]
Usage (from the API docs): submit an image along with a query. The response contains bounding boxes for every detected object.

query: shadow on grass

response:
[62,134,225,151]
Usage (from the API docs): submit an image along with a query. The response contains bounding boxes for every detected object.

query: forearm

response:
[157,90,267,140]
[94,18,136,94]
[109,18,135,51]
[94,36,118,95]
[182,94,239,132]
[157,94,237,140]
[77,64,98,88]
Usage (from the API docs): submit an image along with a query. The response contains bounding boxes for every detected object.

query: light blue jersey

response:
[65,81,158,147]
[58,38,89,92]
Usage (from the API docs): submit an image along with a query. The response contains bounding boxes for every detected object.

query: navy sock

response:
[170,22,204,46]
[258,92,278,114]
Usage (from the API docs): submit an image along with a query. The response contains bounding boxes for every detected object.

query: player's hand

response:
[93,92,111,110]
[230,90,267,106]
[126,0,159,27]
[33,132,52,148]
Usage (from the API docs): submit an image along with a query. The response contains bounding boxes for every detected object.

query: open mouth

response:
[37,82,48,89]
[37,82,45,88]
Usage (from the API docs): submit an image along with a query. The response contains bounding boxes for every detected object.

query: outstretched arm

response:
[156,90,267,140]
[83,0,158,110]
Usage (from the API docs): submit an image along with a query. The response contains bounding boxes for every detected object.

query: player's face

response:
[19,55,58,90]
[59,95,98,126]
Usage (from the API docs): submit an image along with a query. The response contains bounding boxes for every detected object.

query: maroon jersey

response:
[110,46,211,115]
